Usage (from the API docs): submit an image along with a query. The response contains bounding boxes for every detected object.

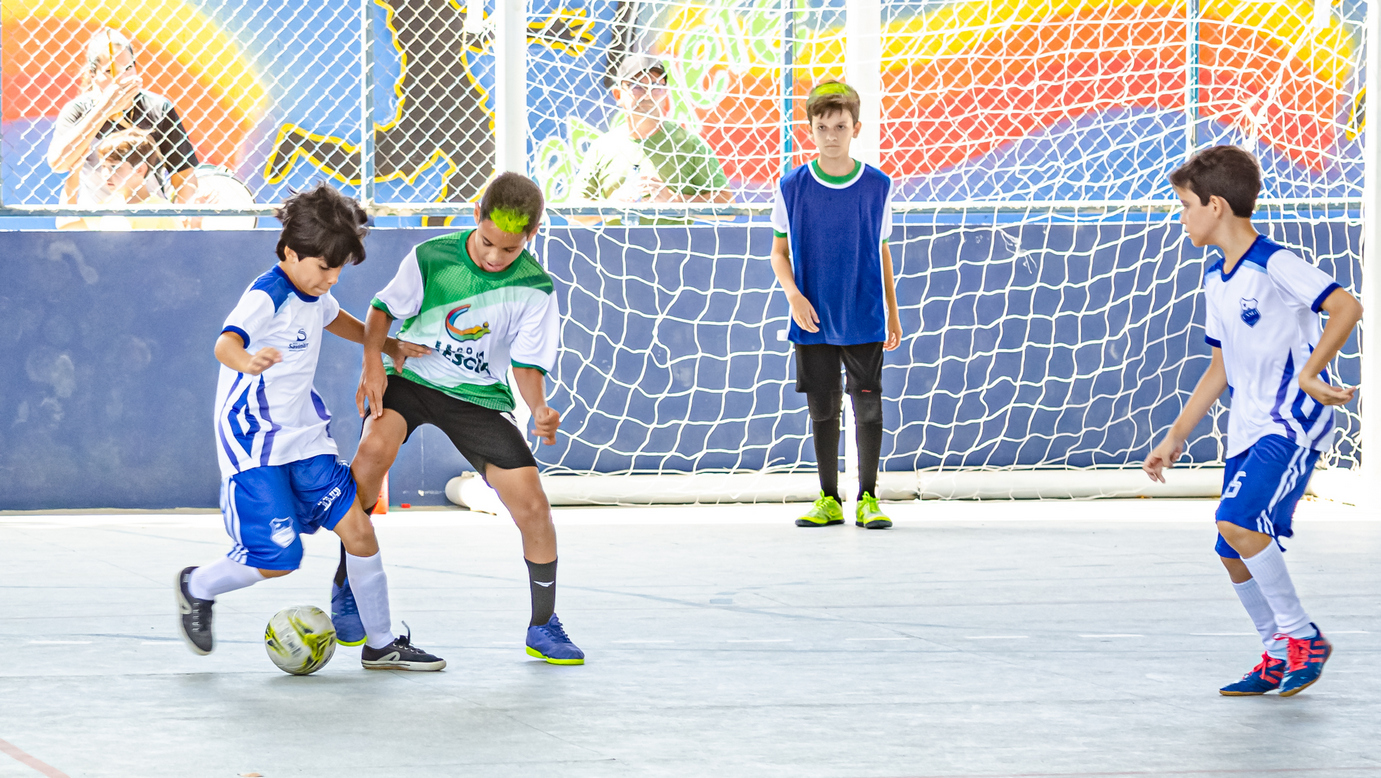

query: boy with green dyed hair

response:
[335,172,585,664]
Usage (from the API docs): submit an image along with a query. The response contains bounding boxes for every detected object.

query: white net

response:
[531,207,1361,490]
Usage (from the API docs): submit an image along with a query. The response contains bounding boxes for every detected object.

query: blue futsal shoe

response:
[1279,625,1332,697]
[331,577,367,647]
[1219,653,1285,696]
[525,614,585,665]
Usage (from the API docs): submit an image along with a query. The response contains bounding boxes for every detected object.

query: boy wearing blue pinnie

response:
[769,80,903,530]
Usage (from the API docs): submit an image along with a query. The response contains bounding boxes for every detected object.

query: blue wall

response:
[0,224,1361,510]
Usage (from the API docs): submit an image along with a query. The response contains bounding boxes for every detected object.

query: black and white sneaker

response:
[361,626,445,671]
[175,566,214,655]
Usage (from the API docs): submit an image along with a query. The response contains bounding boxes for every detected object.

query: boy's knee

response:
[258,567,293,579]
[851,391,882,426]
[1215,520,1271,557]
[334,508,380,555]
[806,391,842,423]
[510,496,552,525]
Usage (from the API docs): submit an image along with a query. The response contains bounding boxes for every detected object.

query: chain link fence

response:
[0,0,1366,216]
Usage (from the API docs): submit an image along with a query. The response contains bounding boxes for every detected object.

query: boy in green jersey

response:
[337,173,583,664]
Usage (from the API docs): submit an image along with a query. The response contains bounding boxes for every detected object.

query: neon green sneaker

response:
[795,492,844,527]
[855,492,892,529]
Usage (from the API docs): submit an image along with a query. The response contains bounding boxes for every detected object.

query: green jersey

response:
[575,119,729,201]
[371,231,559,411]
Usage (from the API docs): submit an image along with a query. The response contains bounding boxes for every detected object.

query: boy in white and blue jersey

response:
[770,80,903,529]
[1144,146,1362,697]
[176,183,444,671]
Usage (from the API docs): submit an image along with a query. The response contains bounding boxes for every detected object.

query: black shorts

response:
[794,342,884,395]
[377,374,538,473]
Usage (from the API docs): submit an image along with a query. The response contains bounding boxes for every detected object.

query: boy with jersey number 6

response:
[770,80,903,529]
[333,172,584,665]
[1144,146,1362,697]
[176,183,445,671]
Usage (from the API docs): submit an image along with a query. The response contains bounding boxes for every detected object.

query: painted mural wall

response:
[1,0,1366,210]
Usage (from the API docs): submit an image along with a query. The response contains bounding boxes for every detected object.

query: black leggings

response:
[807,390,883,501]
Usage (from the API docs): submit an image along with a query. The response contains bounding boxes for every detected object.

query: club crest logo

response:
[445,305,491,342]
[1240,298,1261,327]
[289,328,309,351]
[269,516,296,548]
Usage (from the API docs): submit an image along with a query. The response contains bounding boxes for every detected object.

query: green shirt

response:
[370,231,559,411]
[575,119,729,201]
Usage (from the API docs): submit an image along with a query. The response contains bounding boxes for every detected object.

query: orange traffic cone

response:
[371,472,389,515]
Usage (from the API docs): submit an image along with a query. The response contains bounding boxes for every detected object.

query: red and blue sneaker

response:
[1279,624,1332,697]
[1219,652,1285,696]
[331,577,367,647]
[526,614,584,665]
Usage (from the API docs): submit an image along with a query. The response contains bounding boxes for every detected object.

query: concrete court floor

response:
[1,498,1378,778]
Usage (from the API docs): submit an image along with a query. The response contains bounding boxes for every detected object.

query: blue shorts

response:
[1214,435,1319,559]
[220,454,357,571]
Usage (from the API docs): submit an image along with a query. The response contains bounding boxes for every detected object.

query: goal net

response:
[518,0,1364,502]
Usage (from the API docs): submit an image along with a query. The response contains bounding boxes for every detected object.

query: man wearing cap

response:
[574,54,731,206]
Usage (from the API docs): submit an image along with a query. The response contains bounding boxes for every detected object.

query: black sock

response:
[333,543,348,587]
[807,391,842,502]
[526,558,557,627]
[853,392,884,499]
[856,421,882,498]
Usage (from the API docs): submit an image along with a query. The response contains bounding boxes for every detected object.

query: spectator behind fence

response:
[93,129,187,230]
[46,29,200,226]
[574,54,731,210]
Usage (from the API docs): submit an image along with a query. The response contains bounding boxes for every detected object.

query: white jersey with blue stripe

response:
[214,265,342,479]
[1203,235,1342,458]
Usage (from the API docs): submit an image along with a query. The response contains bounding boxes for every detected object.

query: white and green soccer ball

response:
[264,605,337,675]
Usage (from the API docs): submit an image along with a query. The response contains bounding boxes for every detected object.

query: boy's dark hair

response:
[274,183,369,268]
[1168,145,1261,218]
[806,79,861,125]
[96,128,163,172]
[479,172,544,236]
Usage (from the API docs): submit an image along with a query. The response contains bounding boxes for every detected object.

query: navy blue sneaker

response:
[526,614,584,665]
[331,577,367,647]
[1279,624,1332,697]
[1219,652,1285,696]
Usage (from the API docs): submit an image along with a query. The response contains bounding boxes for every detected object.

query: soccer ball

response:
[264,605,337,675]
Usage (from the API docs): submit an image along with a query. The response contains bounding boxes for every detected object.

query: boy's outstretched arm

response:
[1298,287,1363,406]
[881,242,902,351]
[513,367,560,445]
[769,235,819,333]
[215,331,281,376]
[325,311,430,369]
[356,306,395,419]
[1143,347,1227,483]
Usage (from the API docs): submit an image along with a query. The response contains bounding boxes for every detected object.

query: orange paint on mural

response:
[682,5,1344,182]
[2,17,255,168]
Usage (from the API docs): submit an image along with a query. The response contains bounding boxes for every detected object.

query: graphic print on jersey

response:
[1240,298,1260,326]
[370,230,560,412]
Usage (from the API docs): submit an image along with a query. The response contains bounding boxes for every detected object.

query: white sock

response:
[346,551,396,650]
[189,557,265,600]
[1232,578,1288,659]
[1240,542,1316,639]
